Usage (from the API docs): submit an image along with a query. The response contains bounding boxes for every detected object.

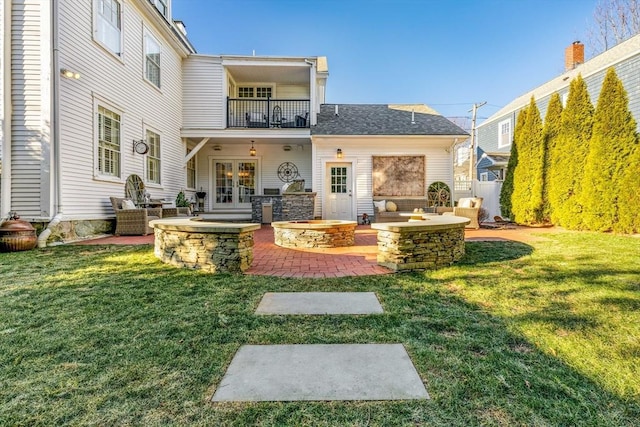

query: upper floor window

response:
[149,0,168,17]
[238,86,272,98]
[97,105,121,178]
[146,129,161,184]
[144,30,161,88]
[186,148,196,189]
[498,118,512,148]
[95,0,122,56]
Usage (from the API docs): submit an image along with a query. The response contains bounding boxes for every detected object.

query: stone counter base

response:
[151,218,260,273]
[372,216,469,271]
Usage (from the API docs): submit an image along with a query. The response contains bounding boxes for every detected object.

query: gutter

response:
[37,0,62,247]
[1,0,12,220]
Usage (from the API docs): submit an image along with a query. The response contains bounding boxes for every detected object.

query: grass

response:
[0,231,639,426]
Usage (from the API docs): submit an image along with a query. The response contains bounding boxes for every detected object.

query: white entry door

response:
[325,163,353,220]
[212,159,257,209]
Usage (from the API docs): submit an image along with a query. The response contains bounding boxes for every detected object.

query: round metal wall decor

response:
[277,162,299,182]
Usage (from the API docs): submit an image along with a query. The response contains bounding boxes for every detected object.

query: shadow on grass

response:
[1,243,639,425]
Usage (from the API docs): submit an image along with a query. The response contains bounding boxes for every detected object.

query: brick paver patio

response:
[75,224,562,278]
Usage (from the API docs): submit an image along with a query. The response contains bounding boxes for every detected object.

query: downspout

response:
[37,0,62,247]
[1,0,13,224]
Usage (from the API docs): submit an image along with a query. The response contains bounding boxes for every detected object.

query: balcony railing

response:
[227,98,311,129]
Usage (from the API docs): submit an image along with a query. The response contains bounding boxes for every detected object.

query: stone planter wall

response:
[151,219,260,273]
[371,216,469,271]
[272,220,357,248]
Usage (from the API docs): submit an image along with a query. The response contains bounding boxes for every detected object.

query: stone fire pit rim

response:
[370,216,470,232]
[149,217,261,233]
[271,219,357,230]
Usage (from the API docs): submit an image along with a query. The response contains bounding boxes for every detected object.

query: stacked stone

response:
[376,227,465,271]
[250,196,283,223]
[274,225,355,248]
[281,193,316,221]
[154,229,254,273]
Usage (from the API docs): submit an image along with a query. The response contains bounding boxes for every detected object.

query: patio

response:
[74,224,560,278]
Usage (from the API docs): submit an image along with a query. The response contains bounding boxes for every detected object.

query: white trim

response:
[320,158,356,220]
[498,118,512,148]
[207,155,262,211]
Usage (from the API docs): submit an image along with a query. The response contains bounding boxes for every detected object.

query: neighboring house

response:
[476,35,640,216]
[1,0,468,242]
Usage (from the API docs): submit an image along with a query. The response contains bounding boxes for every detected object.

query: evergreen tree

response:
[500,108,527,219]
[548,75,594,229]
[583,67,639,231]
[511,97,545,224]
[616,138,640,233]
[542,93,564,223]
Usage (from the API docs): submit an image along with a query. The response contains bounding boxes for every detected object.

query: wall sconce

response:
[283,145,292,152]
[250,141,256,157]
[60,68,80,79]
[213,144,222,151]
[336,148,343,159]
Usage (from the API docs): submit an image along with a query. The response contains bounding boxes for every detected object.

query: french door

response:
[212,159,257,209]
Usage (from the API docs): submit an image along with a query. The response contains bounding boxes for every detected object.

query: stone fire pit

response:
[271,220,357,248]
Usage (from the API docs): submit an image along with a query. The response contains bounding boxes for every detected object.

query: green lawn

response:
[1,231,639,426]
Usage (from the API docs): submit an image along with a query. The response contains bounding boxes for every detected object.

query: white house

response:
[1,0,468,244]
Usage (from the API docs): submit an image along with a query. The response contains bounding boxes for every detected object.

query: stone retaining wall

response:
[272,221,357,248]
[151,219,260,273]
[371,217,469,271]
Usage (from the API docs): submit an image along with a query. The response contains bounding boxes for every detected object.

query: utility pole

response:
[468,101,487,190]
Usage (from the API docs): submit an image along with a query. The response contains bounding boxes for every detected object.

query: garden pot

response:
[0,212,37,252]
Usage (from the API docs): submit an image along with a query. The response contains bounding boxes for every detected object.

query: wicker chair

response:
[110,197,161,236]
[442,197,483,229]
[161,207,191,218]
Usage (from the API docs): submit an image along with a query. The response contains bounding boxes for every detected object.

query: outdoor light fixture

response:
[283,145,292,151]
[250,141,256,156]
[336,148,343,158]
[60,68,80,79]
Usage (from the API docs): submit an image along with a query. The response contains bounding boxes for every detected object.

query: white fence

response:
[474,181,503,220]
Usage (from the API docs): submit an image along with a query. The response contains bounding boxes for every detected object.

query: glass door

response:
[212,159,258,209]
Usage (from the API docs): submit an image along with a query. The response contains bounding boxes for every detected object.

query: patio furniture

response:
[161,207,191,218]
[110,196,161,236]
[282,112,308,128]
[246,112,268,128]
[442,197,483,229]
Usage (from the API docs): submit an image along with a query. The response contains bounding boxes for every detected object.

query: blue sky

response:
[172,0,599,125]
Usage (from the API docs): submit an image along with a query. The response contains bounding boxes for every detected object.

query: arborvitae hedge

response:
[582,67,639,231]
[542,92,563,223]
[511,97,545,224]
[499,108,527,219]
[616,140,640,233]
[548,75,593,229]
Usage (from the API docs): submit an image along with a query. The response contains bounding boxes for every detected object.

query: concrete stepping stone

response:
[255,292,383,315]
[211,344,429,402]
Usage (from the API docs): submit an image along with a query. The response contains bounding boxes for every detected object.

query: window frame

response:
[237,85,274,98]
[150,0,169,17]
[93,0,124,58]
[498,118,512,149]
[186,148,196,190]
[94,97,123,182]
[145,127,162,186]
[143,27,162,89]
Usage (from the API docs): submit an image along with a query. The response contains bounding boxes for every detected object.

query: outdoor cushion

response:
[386,201,397,212]
[458,198,473,208]
[374,200,386,213]
[122,199,137,210]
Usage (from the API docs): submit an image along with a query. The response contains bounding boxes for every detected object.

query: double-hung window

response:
[95,0,122,56]
[144,30,161,88]
[186,148,196,189]
[146,130,161,184]
[498,118,512,148]
[97,105,121,178]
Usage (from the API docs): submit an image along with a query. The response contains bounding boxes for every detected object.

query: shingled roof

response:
[311,104,469,136]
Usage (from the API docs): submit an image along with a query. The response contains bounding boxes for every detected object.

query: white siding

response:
[10,0,51,219]
[57,0,187,220]
[312,136,454,219]
[182,56,224,129]
[276,84,309,99]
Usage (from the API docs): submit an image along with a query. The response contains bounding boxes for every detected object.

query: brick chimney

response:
[565,41,584,71]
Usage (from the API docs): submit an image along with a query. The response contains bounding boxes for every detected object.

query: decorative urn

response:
[0,212,37,252]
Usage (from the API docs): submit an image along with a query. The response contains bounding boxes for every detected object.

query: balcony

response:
[227,98,310,129]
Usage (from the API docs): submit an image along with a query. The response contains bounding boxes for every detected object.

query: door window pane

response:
[331,167,347,193]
